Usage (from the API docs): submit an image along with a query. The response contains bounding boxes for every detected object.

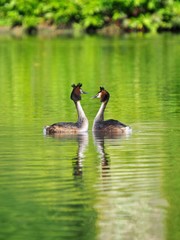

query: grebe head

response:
[93,87,110,102]
[71,83,87,102]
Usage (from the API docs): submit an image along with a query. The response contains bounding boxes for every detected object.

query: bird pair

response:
[44,83,131,135]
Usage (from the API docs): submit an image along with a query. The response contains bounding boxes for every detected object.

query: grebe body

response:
[44,83,88,134]
[92,87,131,134]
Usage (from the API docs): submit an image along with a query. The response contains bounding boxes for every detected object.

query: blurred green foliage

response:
[0,0,180,33]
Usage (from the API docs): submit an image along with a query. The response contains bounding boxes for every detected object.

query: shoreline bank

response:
[0,24,179,38]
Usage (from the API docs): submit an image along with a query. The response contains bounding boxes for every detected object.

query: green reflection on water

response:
[0,34,180,240]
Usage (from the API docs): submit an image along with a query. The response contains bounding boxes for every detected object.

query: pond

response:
[0,33,180,240]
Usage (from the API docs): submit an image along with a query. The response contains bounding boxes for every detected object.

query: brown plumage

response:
[92,87,132,134]
[44,83,88,135]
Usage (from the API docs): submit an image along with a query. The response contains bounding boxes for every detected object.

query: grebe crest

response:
[44,83,88,135]
[92,87,132,135]
[71,83,84,101]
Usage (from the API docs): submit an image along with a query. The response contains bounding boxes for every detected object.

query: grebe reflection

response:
[45,133,88,177]
[73,133,88,176]
[93,132,111,176]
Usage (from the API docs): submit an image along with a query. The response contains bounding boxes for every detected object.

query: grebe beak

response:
[92,91,101,99]
[80,89,88,94]
[91,94,98,99]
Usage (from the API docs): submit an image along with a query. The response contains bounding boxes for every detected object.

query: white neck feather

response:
[76,101,88,132]
[76,101,86,120]
[93,101,107,125]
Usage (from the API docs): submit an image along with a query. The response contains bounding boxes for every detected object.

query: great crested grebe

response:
[92,87,132,134]
[44,83,88,134]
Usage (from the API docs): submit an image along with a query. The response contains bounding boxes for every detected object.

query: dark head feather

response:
[71,83,83,102]
[99,87,110,102]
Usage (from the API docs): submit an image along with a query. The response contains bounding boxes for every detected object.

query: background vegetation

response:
[0,0,180,34]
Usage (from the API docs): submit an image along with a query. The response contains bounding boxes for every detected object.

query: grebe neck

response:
[94,100,108,122]
[75,101,87,122]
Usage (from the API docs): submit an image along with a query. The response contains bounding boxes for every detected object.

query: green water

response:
[0,34,180,240]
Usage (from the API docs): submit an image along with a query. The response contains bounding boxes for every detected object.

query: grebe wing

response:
[94,119,127,132]
[104,119,127,127]
[45,122,79,134]
[52,122,78,128]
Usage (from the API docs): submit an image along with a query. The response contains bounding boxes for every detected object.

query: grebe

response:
[92,87,131,134]
[44,83,88,134]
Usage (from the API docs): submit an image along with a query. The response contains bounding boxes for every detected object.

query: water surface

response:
[0,34,180,240]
